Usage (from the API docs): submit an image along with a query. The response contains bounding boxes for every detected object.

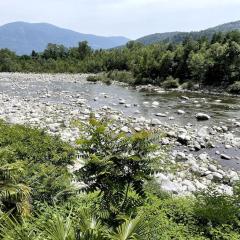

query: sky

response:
[0,0,240,39]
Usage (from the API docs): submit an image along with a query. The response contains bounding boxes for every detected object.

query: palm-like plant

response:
[42,213,75,240]
[0,213,38,240]
[0,163,31,217]
[75,118,159,222]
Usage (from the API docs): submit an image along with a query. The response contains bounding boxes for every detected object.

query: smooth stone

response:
[180,96,190,100]
[152,101,160,107]
[119,99,126,104]
[162,138,170,145]
[151,118,161,125]
[212,172,223,180]
[196,113,211,121]
[177,110,185,115]
[221,154,231,160]
[155,113,167,117]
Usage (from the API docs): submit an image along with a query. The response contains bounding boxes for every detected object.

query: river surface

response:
[1,78,240,170]
[1,79,240,130]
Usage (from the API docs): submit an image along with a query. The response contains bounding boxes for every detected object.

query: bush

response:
[107,70,135,84]
[0,120,75,203]
[86,75,101,82]
[87,74,113,85]
[227,81,240,94]
[74,118,159,224]
[194,188,238,226]
[181,81,195,90]
[162,76,179,89]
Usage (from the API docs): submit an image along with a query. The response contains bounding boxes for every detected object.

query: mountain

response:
[0,22,130,55]
[136,20,240,45]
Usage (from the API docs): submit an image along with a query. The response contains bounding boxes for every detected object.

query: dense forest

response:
[0,30,240,93]
[1,118,240,239]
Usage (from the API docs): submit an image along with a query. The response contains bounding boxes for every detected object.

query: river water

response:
[1,79,240,130]
[1,77,240,170]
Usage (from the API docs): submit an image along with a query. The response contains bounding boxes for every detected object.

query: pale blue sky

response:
[0,0,240,39]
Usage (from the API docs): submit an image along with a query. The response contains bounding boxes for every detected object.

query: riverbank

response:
[0,72,240,196]
[90,71,240,97]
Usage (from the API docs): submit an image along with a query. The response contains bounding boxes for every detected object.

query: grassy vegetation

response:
[0,118,240,239]
[162,76,180,89]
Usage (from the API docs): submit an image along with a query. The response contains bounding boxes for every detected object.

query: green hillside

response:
[136,20,240,45]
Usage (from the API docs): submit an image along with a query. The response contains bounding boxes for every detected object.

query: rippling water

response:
[1,79,240,132]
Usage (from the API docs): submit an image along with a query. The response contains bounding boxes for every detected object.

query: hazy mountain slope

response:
[136,20,240,45]
[0,22,130,55]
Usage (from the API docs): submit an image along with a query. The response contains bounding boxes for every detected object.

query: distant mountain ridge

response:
[0,22,130,55]
[136,20,240,45]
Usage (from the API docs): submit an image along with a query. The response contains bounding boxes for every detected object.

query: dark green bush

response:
[162,76,180,89]
[0,120,75,203]
[86,75,101,82]
[227,81,240,94]
[107,70,135,84]
[194,188,238,226]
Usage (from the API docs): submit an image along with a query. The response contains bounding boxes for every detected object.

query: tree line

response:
[0,31,240,90]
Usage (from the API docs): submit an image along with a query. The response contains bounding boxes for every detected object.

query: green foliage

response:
[227,81,240,94]
[106,70,135,84]
[86,75,101,83]
[181,81,196,90]
[0,120,75,206]
[0,163,31,217]
[1,31,240,91]
[162,76,180,89]
[75,118,159,222]
[1,120,240,239]
[194,187,239,226]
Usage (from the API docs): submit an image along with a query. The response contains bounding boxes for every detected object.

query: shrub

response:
[162,76,179,89]
[0,120,75,204]
[107,70,135,84]
[86,75,101,82]
[227,81,240,94]
[74,118,159,223]
[194,188,238,226]
[181,81,195,90]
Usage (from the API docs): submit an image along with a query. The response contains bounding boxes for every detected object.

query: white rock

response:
[151,118,161,125]
[152,101,160,107]
[212,172,223,180]
[177,110,185,115]
[221,154,231,160]
[119,99,126,104]
[121,126,129,133]
[196,113,211,121]
[155,113,167,117]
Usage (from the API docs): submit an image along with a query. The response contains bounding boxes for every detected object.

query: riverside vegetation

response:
[1,117,240,239]
[0,31,240,239]
[0,31,240,93]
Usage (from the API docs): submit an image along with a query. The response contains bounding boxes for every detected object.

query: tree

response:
[78,41,92,60]
[74,118,158,222]
[188,51,208,82]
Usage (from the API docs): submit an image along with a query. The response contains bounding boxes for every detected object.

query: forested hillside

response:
[136,20,240,45]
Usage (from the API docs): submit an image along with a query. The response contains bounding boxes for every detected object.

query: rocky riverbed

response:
[0,72,240,196]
